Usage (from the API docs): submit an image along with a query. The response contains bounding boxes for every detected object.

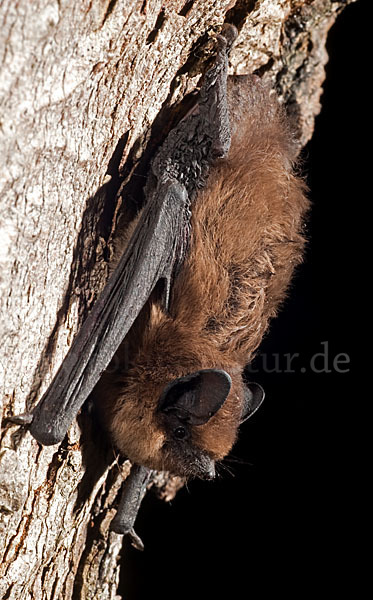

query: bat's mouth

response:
[163,440,216,480]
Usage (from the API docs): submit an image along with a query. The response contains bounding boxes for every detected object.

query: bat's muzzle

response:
[195,454,216,480]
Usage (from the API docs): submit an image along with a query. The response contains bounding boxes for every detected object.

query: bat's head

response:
[102,362,264,480]
[156,369,264,479]
[157,368,232,479]
[96,305,265,478]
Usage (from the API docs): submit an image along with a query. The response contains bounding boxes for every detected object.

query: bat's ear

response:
[241,382,265,423]
[158,369,232,426]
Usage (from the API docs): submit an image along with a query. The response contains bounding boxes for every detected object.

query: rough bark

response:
[0,1,356,598]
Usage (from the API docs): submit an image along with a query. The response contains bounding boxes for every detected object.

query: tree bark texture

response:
[0,1,356,598]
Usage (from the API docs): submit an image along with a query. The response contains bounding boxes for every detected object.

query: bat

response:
[14,24,308,549]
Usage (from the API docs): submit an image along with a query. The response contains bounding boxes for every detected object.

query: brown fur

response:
[94,75,309,476]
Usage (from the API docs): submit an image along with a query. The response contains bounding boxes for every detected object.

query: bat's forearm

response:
[30,180,188,446]
[110,464,152,551]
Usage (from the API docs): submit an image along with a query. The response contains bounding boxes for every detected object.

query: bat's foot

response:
[216,23,238,53]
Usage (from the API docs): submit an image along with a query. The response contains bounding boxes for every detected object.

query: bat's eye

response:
[173,426,187,440]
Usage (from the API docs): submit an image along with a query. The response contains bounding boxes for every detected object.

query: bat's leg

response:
[198,23,237,161]
[27,180,189,446]
[150,24,237,193]
[110,464,152,551]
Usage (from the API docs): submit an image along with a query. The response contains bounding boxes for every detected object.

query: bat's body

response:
[95,73,308,478]
[18,26,308,546]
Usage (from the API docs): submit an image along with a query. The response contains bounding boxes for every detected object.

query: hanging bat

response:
[13,24,308,549]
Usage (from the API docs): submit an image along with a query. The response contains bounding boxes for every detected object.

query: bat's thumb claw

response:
[6,412,34,426]
[110,517,145,551]
[128,528,145,551]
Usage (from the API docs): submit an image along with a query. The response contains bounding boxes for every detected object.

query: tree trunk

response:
[0,1,356,598]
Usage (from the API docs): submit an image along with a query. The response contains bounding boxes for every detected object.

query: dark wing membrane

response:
[30,180,189,445]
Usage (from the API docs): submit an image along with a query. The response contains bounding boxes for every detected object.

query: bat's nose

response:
[198,456,216,480]
[204,460,216,480]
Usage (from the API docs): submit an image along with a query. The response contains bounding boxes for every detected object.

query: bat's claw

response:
[6,412,34,426]
[110,518,145,551]
[217,23,238,51]
[127,528,145,552]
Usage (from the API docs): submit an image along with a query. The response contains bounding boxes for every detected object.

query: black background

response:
[120,2,361,597]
